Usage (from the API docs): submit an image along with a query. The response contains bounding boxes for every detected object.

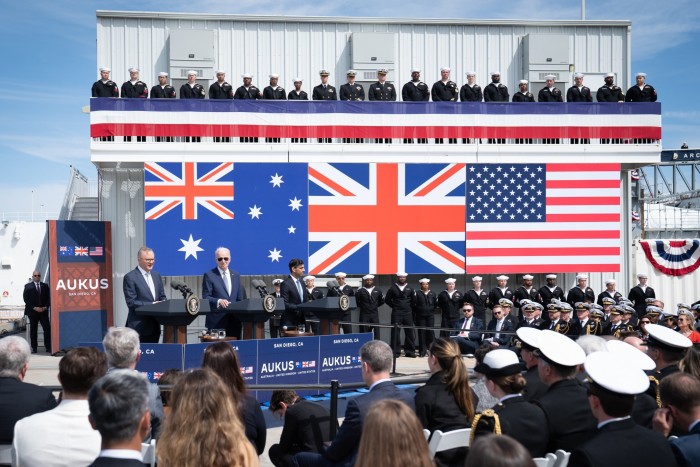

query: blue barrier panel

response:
[80,342,183,383]
[256,335,320,400]
[318,333,373,386]
[183,340,259,385]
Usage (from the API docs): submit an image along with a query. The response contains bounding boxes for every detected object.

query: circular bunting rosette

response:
[640,240,700,276]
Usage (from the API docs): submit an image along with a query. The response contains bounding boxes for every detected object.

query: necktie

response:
[223,270,231,296]
[296,279,304,300]
[36,282,41,298]
[495,320,502,339]
[145,272,156,300]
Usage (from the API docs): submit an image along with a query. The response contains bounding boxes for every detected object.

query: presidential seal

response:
[185,294,200,316]
[263,294,277,313]
[339,294,350,312]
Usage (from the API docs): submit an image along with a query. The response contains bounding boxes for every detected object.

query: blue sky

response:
[1,0,699,218]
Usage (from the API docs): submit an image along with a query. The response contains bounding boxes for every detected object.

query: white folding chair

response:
[141,439,156,467]
[553,449,570,467]
[427,428,471,458]
[423,429,431,440]
[533,452,557,467]
[0,444,12,465]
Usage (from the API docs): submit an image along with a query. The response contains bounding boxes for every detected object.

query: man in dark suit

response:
[0,336,56,443]
[484,304,514,347]
[280,258,308,328]
[451,302,483,354]
[569,352,676,467]
[23,270,51,353]
[122,246,166,343]
[655,373,700,467]
[293,340,415,467]
[268,389,336,467]
[202,247,246,339]
[87,370,152,467]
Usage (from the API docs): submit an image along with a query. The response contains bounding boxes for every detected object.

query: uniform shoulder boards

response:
[470,408,502,445]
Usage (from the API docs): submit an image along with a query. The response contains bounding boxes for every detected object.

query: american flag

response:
[308,163,466,274]
[302,360,316,368]
[74,246,89,256]
[89,246,104,256]
[465,163,621,273]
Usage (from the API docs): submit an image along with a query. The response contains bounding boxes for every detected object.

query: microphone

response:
[252,279,268,297]
[327,280,343,296]
[170,280,193,295]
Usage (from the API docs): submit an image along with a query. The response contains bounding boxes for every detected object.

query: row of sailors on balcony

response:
[92,67,658,103]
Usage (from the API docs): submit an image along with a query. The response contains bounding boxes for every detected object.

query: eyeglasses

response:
[32,274,40,277]
[493,311,502,315]
[217,257,230,262]
[640,320,650,324]
[462,309,473,313]
[665,317,676,322]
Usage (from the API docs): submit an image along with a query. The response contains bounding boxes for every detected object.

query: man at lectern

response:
[280,258,309,329]
[123,246,166,343]
[202,247,246,339]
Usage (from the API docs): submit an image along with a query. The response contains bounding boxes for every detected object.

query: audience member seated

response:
[472,343,500,411]
[268,389,336,467]
[157,368,259,467]
[465,434,536,467]
[156,368,182,420]
[471,348,548,457]
[202,341,266,454]
[415,337,477,467]
[653,372,700,466]
[514,327,547,402]
[355,399,432,467]
[12,347,107,466]
[102,327,164,439]
[450,302,483,355]
[0,335,56,444]
[293,340,415,467]
[87,370,152,467]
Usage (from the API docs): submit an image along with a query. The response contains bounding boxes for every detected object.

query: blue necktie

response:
[296,280,303,300]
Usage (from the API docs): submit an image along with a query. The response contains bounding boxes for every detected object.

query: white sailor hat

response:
[544,74,556,80]
[646,323,692,352]
[187,70,198,76]
[303,275,316,282]
[605,278,616,284]
[269,73,279,79]
[319,69,330,76]
[585,351,650,395]
[419,278,430,284]
[293,77,303,83]
[396,272,408,277]
[362,274,375,280]
[472,276,483,281]
[158,72,168,77]
[272,278,283,285]
[519,79,528,85]
[445,278,456,284]
[377,68,388,74]
[411,68,421,73]
[576,274,589,280]
[636,72,647,78]
[522,274,534,280]
[605,72,616,78]
[242,73,253,79]
[128,67,139,73]
[490,71,500,76]
[440,66,451,72]
[474,349,523,377]
[574,72,584,79]
[517,327,542,350]
[496,275,509,281]
[346,69,357,76]
[499,298,513,307]
[606,340,655,372]
[637,272,648,278]
[466,71,476,76]
[334,272,347,278]
[546,274,557,279]
[99,67,111,73]
[538,330,586,367]
[216,70,226,75]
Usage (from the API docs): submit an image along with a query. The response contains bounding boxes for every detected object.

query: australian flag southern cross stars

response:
[144,162,308,275]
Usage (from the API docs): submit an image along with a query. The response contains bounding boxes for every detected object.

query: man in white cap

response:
[209,70,234,99]
[514,274,538,320]
[179,70,205,99]
[538,74,563,103]
[596,72,625,103]
[288,78,308,100]
[120,67,148,99]
[483,71,509,102]
[385,273,416,358]
[91,67,119,98]
[533,330,597,452]
[537,274,565,309]
[645,323,692,391]
[629,272,655,318]
[312,69,337,101]
[431,66,458,144]
[437,278,463,338]
[625,72,657,103]
[368,68,396,102]
[465,276,489,322]
[339,70,364,102]
[234,73,262,143]
[597,279,622,307]
[654,372,700,466]
[568,352,675,467]
[304,276,324,300]
[263,73,286,100]
[567,274,595,308]
[354,274,384,340]
[488,275,514,322]
[413,278,437,357]
[512,80,534,102]
[459,71,482,102]
[520,301,544,329]
[516,327,548,401]
[150,72,176,99]
[401,68,429,144]
[567,72,592,103]
[326,272,355,334]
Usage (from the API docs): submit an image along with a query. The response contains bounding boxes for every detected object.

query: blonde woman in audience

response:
[355,399,432,467]
[677,309,700,344]
[157,368,259,467]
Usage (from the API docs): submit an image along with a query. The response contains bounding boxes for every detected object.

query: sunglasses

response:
[463,309,473,313]
[33,274,41,277]
[493,311,502,315]
[641,320,650,324]
[217,257,230,262]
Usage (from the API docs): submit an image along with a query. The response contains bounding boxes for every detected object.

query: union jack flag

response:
[302,360,316,368]
[308,163,466,274]
[144,162,234,220]
[75,246,89,256]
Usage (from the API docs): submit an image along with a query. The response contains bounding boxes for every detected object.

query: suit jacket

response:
[569,418,676,467]
[522,365,548,402]
[323,381,415,466]
[201,267,246,329]
[415,371,477,433]
[452,316,484,341]
[87,456,146,467]
[123,267,166,340]
[280,275,308,326]
[278,399,336,455]
[0,377,57,443]
[23,280,50,316]
[486,318,514,346]
[671,422,700,467]
[241,392,267,455]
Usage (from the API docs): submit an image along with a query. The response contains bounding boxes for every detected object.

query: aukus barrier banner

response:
[82,332,372,402]
[48,220,113,353]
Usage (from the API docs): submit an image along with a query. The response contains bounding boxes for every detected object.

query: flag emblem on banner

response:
[74,246,89,256]
[240,366,254,375]
[89,246,104,256]
[302,360,316,368]
[59,246,73,256]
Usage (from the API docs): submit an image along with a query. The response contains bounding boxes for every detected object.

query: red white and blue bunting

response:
[640,240,700,276]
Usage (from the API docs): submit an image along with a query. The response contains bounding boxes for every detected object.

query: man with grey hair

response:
[102,327,163,439]
[0,335,56,443]
[293,340,415,467]
[123,246,166,343]
[202,246,246,339]
[87,370,151,467]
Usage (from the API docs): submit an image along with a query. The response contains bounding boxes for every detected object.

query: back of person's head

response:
[474,342,495,365]
[355,399,432,467]
[202,342,246,396]
[680,345,700,381]
[587,381,635,417]
[466,434,537,467]
[158,368,254,467]
[102,327,140,368]
[660,372,700,413]
[0,335,30,378]
[429,337,474,421]
[270,389,298,412]
[59,347,108,395]
[360,340,393,373]
[157,368,183,409]
[88,369,150,444]
[577,335,607,355]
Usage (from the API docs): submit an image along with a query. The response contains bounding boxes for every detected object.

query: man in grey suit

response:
[202,247,246,338]
[122,246,166,343]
